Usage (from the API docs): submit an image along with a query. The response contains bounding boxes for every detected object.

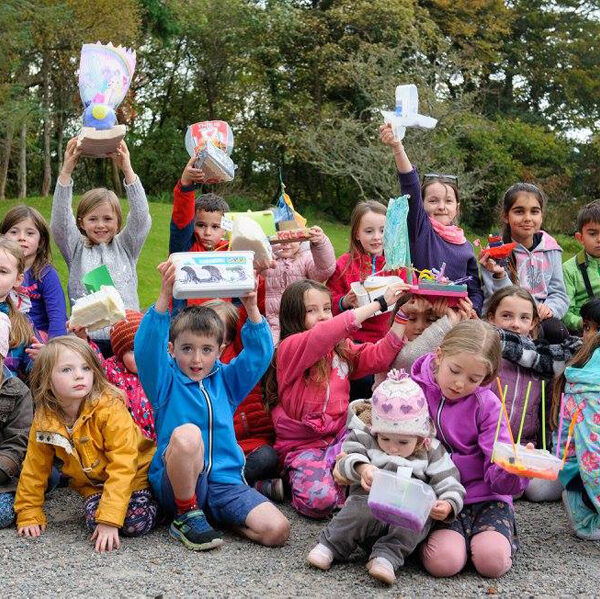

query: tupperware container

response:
[350,276,401,313]
[171,251,255,299]
[368,468,436,531]
[492,442,563,480]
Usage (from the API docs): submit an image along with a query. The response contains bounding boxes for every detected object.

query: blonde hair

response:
[76,188,122,239]
[203,300,239,344]
[0,237,34,348]
[30,336,124,424]
[438,320,501,385]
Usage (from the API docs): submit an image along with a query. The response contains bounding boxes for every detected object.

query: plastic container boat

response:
[492,442,563,480]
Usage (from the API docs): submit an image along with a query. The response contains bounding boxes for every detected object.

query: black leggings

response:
[243,444,280,486]
[540,317,570,344]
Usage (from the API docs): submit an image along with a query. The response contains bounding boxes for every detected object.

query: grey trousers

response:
[320,493,431,570]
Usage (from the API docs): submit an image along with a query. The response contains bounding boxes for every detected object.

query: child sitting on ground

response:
[265,225,336,344]
[135,261,289,551]
[0,315,33,529]
[307,370,465,585]
[563,200,600,333]
[14,337,158,552]
[204,299,283,501]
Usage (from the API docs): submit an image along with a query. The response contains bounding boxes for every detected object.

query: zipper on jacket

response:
[199,380,214,477]
[436,397,453,454]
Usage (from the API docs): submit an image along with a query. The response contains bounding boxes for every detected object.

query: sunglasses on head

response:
[423,173,459,185]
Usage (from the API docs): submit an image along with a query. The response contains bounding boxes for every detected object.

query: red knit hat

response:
[110,310,143,362]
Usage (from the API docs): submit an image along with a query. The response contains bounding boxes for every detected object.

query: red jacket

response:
[327,252,409,343]
[221,306,274,454]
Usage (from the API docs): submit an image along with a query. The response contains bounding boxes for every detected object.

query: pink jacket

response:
[265,238,336,343]
[272,310,405,460]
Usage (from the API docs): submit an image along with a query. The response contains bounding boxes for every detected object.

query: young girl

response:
[265,225,336,343]
[1,205,67,338]
[0,314,33,529]
[14,336,158,552]
[551,332,600,540]
[51,138,151,357]
[204,299,283,501]
[479,183,569,343]
[379,123,483,315]
[581,297,600,342]
[0,238,42,378]
[373,296,473,389]
[486,286,581,502]
[411,320,530,578]
[266,278,410,519]
[307,370,465,585]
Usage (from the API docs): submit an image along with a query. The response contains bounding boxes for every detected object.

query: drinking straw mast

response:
[541,380,546,451]
[516,381,532,445]
[496,378,517,455]
[493,383,508,448]
[556,393,565,458]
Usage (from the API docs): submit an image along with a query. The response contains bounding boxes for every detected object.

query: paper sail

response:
[185,121,234,157]
[381,84,437,141]
[79,42,136,130]
[383,195,411,270]
[83,265,115,294]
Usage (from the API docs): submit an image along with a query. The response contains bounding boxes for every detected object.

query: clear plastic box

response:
[368,468,436,531]
[171,251,255,299]
[492,442,563,480]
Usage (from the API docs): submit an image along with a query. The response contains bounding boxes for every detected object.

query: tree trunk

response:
[41,51,52,196]
[18,122,26,199]
[0,123,14,200]
[111,159,122,196]
[56,113,65,173]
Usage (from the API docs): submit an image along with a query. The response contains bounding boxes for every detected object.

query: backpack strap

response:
[576,250,595,299]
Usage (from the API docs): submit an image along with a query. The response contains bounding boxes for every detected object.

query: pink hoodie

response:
[272,310,405,460]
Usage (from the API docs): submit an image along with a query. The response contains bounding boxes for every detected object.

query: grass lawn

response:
[0,196,580,309]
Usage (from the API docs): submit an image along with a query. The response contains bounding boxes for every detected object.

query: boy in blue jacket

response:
[135,259,289,551]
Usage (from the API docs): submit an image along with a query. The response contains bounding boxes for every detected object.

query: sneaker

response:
[562,490,600,541]
[307,543,334,570]
[169,509,224,551]
[367,557,396,585]
[254,478,285,503]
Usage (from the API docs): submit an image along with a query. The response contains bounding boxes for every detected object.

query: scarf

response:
[428,217,466,245]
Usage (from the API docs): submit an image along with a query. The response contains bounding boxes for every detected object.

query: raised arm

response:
[306,227,337,282]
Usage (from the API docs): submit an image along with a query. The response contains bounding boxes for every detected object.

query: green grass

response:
[0,196,580,309]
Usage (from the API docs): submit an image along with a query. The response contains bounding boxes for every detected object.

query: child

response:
[169,156,230,313]
[1,205,67,338]
[14,337,158,552]
[581,297,600,342]
[379,123,483,315]
[552,336,600,540]
[307,370,465,585]
[486,286,581,502]
[135,261,289,551]
[266,278,410,519]
[204,299,283,501]
[51,138,151,357]
[373,296,473,389]
[265,225,336,343]
[0,238,41,378]
[479,182,569,343]
[411,320,530,578]
[563,200,600,333]
[0,315,33,529]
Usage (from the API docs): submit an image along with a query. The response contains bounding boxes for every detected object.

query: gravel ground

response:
[1,488,599,598]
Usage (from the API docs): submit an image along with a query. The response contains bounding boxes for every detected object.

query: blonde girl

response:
[14,336,157,552]
[411,320,530,578]
[2,205,67,338]
[51,138,151,357]
[0,238,42,377]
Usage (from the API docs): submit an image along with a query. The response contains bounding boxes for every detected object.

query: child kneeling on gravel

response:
[307,370,465,585]
[135,260,290,551]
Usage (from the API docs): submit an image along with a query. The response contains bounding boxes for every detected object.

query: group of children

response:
[0,124,598,585]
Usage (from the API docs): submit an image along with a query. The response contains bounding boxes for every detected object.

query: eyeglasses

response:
[423,173,458,185]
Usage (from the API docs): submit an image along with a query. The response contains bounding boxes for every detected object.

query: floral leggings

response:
[84,489,158,536]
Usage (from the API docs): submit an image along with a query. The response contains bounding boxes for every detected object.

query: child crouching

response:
[14,337,157,552]
[307,370,465,585]
[135,260,289,551]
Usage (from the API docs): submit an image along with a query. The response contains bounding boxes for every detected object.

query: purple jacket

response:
[21,266,67,338]
[411,353,528,506]
[399,168,483,314]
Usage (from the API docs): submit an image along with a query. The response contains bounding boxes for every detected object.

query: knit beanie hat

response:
[371,369,433,438]
[110,310,143,362]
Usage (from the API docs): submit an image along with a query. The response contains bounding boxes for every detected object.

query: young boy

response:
[563,200,600,333]
[170,156,231,312]
[134,260,289,551]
